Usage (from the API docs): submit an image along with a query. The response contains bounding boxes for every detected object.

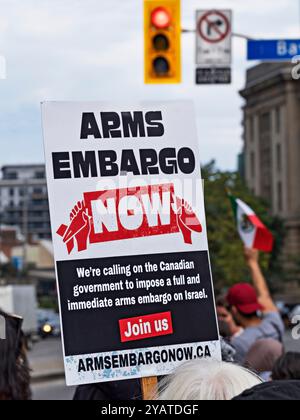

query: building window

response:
[33,200,43,206]
[260,112,271,132]
[35,171,45,179]
[249,117,255,142]
[250,151,255,178]
[5,172,18,180]
[277,181,283,212]
[9,188,14,197]
[276,144,282,173]
[259,112,272,202]
[33,187,43,195]
[275,107,281,134]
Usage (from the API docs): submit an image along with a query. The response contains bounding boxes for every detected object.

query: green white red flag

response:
[229,195,274,253]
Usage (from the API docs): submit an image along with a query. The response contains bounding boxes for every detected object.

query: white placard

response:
[42,101,221,386]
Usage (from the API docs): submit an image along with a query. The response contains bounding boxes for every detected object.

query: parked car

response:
[0,285,38,348]
[37,309,61,339]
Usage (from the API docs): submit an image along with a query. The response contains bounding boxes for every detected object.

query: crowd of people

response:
[157,247,300,400]
[0,247,299,400]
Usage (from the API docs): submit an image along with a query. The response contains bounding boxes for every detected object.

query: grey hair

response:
[157,360,262,401]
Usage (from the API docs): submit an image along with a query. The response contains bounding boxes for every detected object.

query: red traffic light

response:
[151,7,171,29]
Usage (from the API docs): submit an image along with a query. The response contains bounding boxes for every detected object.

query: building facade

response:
[240,63,300,258]
[0,165,51,240]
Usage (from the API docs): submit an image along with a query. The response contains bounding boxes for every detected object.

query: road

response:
[32,379,75,401]
[29,332,299,400]
[29,337,64,378]
[29,337,75,400]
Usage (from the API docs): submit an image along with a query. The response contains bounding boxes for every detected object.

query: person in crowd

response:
[245,339,284,380]
[223,247,284,363]
[272,352,300,381]
[157,360,262,401]
[233,380,300,401]
[220,338,237,363]
[0,310,31,400]
[216,297,244,344]
[217,296,243,340]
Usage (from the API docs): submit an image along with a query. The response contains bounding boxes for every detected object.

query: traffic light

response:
[144,0,181,84]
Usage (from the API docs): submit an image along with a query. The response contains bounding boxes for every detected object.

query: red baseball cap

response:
[227,283,264,315]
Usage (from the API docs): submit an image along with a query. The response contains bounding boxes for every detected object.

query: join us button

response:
[119,312,173,343]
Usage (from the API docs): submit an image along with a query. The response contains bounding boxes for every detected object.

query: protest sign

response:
[42,101,221,386]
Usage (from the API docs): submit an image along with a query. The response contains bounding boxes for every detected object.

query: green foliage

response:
[39,296,59,312]
[0,263,18,279]
[202,161,285,293]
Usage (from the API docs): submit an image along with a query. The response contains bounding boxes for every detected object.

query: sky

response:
[0,0,299,171]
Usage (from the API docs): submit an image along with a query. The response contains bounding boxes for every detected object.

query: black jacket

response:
[73,379,142,401]
[233,381,300,401]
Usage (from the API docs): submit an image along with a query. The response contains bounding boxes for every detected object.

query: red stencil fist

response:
[57,201,92,254]
[175,197,202,244]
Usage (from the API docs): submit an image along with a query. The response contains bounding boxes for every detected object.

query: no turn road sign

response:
[198,10,230,44]
[196,10,232,66]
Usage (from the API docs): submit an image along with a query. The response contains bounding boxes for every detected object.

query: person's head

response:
[272,352,300,381]
[216,297,232,338]
[0,309,31,400]
[157,360,262,401]
[226,283,264,328]
[245,339,284,374]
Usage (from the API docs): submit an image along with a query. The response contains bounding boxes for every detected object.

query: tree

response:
[202,161,284,293]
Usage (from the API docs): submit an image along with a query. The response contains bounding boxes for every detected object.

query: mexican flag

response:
[229,195,274,253]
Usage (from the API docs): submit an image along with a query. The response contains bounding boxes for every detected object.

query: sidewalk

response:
[28,337,65,383]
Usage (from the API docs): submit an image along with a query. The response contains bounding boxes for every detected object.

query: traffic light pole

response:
[232,33,255,41]
[181,28,255,40]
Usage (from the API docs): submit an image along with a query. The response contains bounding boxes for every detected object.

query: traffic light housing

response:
[144,0,181,84]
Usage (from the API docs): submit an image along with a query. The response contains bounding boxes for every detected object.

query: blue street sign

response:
[248,40,300,61]
[12,256,24,271]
